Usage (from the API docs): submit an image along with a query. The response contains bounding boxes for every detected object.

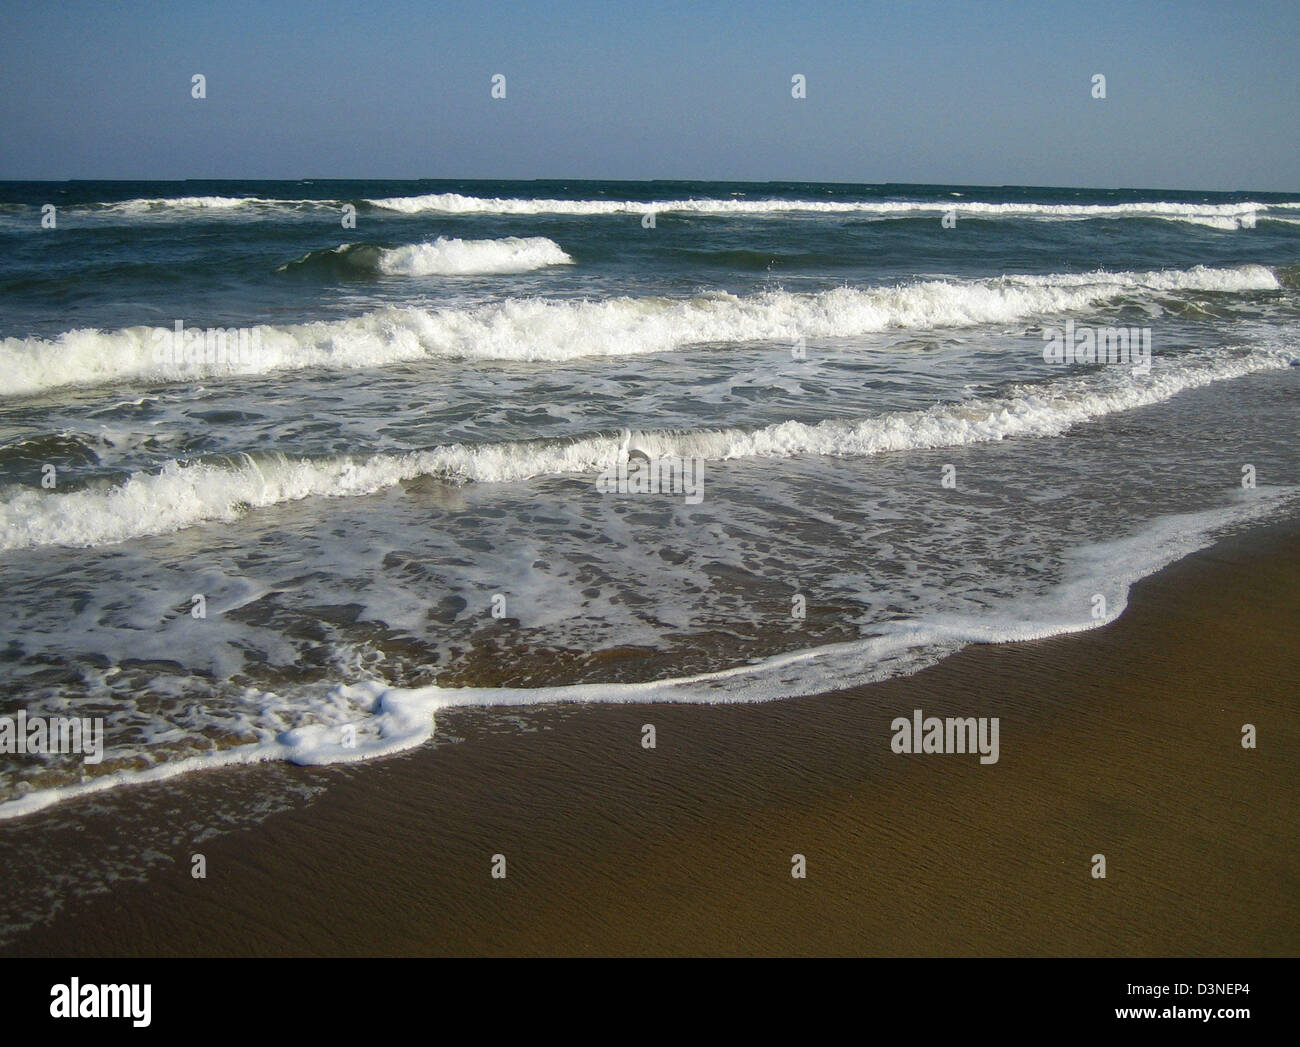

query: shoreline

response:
[4,518,1298,957]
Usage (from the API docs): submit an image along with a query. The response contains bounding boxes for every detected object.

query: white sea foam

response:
[61,194,1300,230]
[87,195,351,218]
[1159,214,1245,231]
[1,484,1293,821]
[0,678,442,820]
[364,192,1286,227]
[283,236,574,276]
[96,195,286,214]
[0,342,1290,552]
[377,235,571,275]
[0,265,1280,397]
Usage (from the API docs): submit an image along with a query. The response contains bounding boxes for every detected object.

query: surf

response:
[0,264,1281,398]
[0,340,1290,551]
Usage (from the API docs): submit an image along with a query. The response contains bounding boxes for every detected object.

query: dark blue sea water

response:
[0,180,1297,846]
[4,179,1300,338]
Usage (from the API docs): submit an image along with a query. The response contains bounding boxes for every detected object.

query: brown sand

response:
[5,523,1298,957]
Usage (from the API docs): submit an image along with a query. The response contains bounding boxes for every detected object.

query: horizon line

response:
[2,177,1298,196]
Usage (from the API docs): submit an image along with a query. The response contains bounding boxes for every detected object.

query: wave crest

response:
[277,236,572,278]
[0,342,1290,551]
[0,265,1280,398]
[364,192,1286,228]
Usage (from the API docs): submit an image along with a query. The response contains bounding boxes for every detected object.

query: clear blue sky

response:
[1,0,1296,190]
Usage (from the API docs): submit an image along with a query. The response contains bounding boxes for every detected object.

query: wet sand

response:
[5,522,1298,957]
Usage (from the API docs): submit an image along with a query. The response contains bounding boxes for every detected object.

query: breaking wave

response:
[0,264,1281,398]
[1,340,1290,551]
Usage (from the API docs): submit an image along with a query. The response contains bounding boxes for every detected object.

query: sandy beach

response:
[4,519,1295,958]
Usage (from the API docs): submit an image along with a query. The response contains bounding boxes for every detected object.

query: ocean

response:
[0,178,1297,848]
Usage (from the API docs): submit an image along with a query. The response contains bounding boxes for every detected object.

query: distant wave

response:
[0,264,1280,398]
[88,195,331,216]
[276,236,572,277]
[363,192,1298,228]
[104,195,264,211]
[45,194,1300,228]
[0,342,1292,551]
[1164,215,1249,231]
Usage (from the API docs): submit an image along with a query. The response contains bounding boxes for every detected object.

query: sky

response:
[1,0,1297,190]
